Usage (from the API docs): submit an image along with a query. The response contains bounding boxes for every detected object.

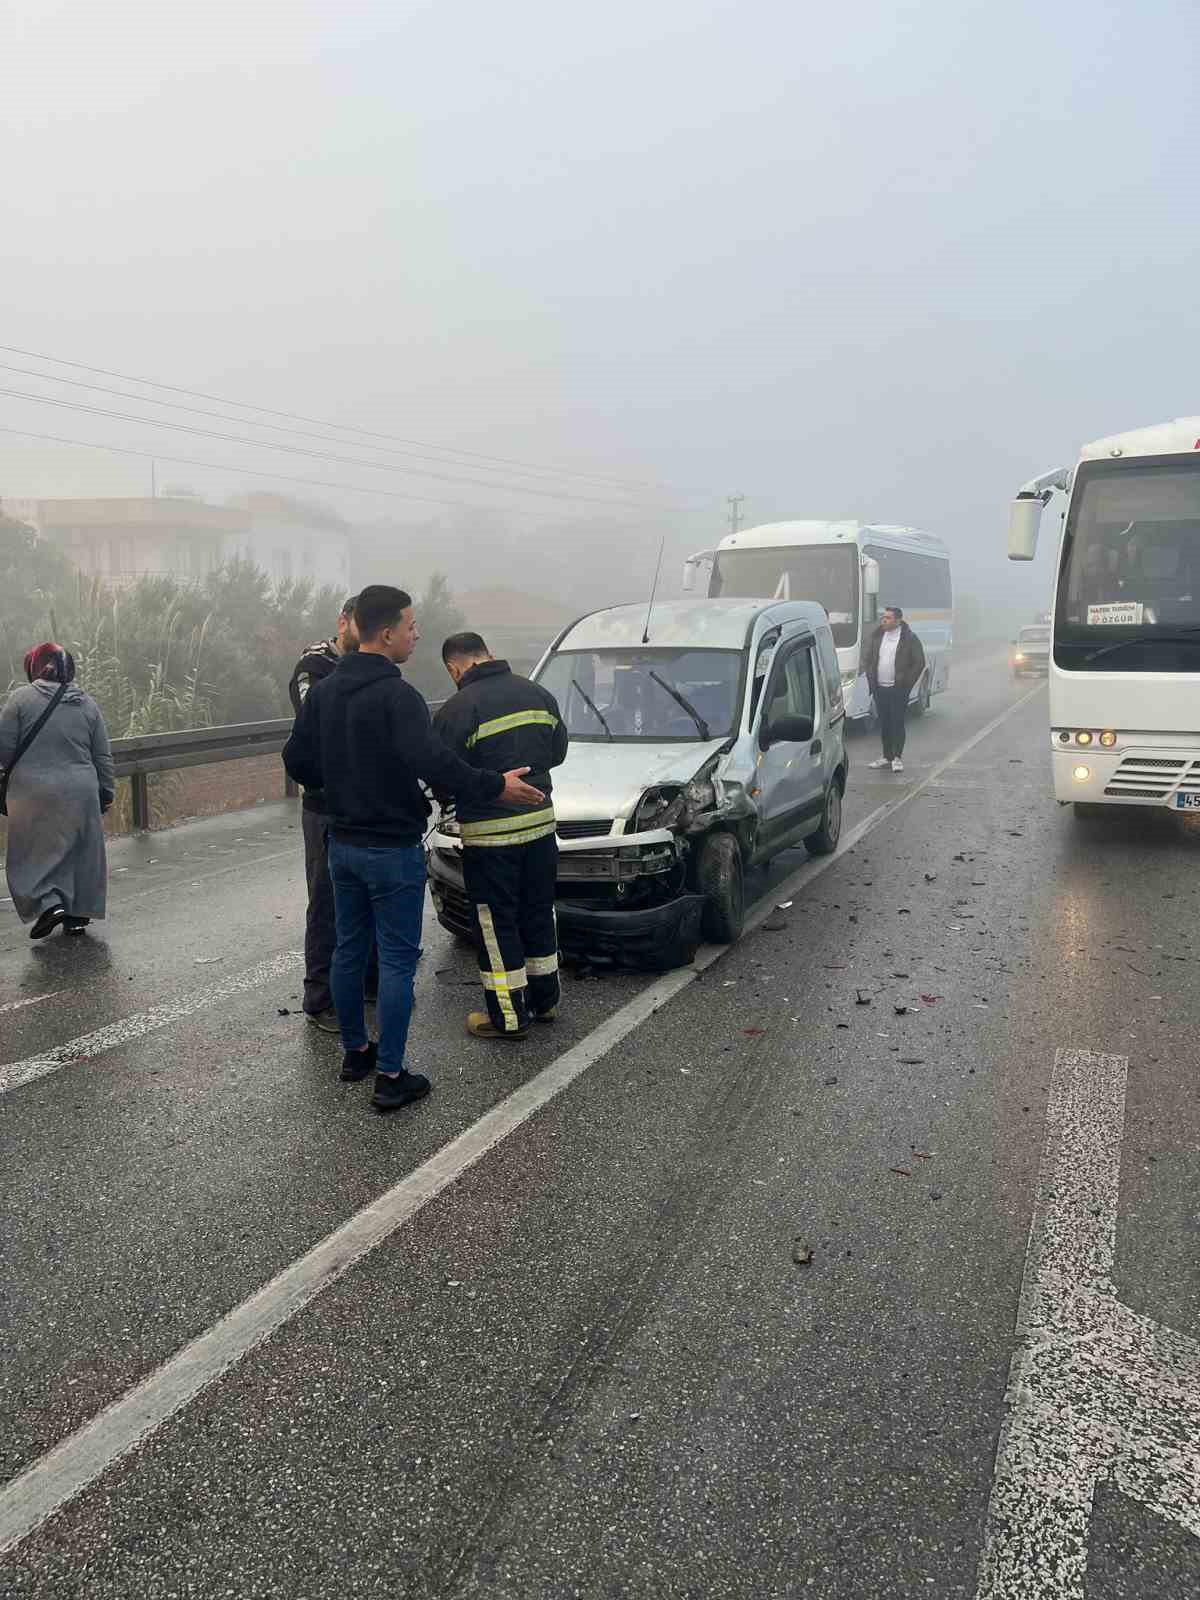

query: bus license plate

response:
[1174,793,1200,810]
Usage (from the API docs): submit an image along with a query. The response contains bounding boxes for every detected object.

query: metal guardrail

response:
[110,700,449,830]
[111,718,294,831]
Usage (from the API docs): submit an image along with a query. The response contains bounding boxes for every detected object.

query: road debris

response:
[890,1167,912,1177]
[194,956,223,965]
[792,1242,814,1266]
[855,990,872,1006]
[824,1074,838,1085]
[277,1007,291,1016]
[894,1004,911,1016]
[924,872,937,882]
[899,1057,926,1065]
[920,994,941,1004]
[743,1027,766,1037]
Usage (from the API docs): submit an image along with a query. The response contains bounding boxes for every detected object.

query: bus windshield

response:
[710,546,858,647]
[1055,456,1200,673]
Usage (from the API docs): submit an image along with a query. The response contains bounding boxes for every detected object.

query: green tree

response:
[406,574,465,702]
[0,511,80,686]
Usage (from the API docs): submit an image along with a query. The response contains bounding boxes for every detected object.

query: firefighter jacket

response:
[433,659,568,844]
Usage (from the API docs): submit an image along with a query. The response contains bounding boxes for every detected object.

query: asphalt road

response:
[1,654,1198,1598]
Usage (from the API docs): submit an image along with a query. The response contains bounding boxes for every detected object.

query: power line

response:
[0,360,679,499]
[0,422,669,521]
[0,341,683,497]
[0,386,690,512]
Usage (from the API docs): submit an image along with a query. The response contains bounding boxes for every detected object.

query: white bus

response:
[684,520,953,725]
[1009,415,1200,814]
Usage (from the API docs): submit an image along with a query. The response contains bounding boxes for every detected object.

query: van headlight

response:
[633,786,685,832]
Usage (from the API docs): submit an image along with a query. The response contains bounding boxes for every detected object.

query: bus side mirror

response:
[1009,497,1043,561]
[862,556,880,623]
[682,551,714,593]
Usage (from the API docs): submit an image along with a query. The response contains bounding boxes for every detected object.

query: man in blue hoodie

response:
[283,585,545,1112]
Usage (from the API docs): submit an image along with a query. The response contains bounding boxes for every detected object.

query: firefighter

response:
[434,632,568,1039]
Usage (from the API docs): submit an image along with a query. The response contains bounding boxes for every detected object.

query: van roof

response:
[555,599,829,652]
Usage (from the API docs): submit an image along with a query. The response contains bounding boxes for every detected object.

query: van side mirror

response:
[1009,496,1044,561]
[759,713,814,751]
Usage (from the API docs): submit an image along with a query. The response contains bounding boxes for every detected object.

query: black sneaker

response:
[371,1070,431,1111]
[340,1041,377,1082]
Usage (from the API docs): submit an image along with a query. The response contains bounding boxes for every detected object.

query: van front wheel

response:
[696,832,745,944]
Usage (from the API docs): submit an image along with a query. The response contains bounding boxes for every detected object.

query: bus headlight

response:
[1075,731,1093,746]
[1099,730,1117,747]
[1073,764,1091,782]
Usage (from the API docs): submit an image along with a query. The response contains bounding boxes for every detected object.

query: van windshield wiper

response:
[648,670,711,740]
[1085,635,1200,664]
[571,678,613,740]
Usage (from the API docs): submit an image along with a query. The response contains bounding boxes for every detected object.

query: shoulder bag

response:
[0,683,68,816]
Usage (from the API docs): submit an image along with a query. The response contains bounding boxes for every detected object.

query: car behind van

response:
[427,599,849,970]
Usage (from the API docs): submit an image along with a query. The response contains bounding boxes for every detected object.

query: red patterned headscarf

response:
[24,643,75,684]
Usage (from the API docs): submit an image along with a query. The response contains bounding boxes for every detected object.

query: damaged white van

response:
[426,599,849,970]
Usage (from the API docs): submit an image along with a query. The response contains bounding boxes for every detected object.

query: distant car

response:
[427,598,849,971]
[1011,624,1050,677]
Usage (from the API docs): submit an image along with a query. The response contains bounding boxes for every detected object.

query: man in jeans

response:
[287,595,378,1030]
[863,605,926,774]
[283,585,545,1112]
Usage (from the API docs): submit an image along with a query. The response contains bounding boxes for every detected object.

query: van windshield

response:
[536,648,742,742]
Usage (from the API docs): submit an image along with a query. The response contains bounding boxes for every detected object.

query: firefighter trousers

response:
[461,832,560,1034]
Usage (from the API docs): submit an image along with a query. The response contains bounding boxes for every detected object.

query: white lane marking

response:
[0,683,1043,1554]
[0,953,302,1098]
[976,1050,1200,1599]
[0,991,62,1016]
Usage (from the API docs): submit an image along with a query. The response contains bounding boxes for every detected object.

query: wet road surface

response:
[2,654,1198,1598]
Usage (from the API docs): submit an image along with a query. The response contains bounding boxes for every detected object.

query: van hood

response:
[552,738,727,825]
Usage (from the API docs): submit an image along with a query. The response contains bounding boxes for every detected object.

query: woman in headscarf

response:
[0,643,115,939]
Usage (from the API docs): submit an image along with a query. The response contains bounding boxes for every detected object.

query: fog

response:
[3,0,1197,631]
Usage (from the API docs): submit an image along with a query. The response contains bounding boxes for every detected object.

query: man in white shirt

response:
[863,606,926,774]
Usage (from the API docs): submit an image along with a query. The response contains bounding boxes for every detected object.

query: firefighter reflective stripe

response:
[460,806,556,843]
[465,710,559,749]
[475,904,521,1032]
[525,952,559,977]
[481,967,528,992]
[464,821,557,848]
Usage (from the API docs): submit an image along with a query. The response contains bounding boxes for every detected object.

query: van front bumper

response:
[426,832,700,968]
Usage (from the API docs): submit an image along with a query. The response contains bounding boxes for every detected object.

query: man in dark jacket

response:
[283,586,545,1112]
[863,605,926,774]
[288,595,377,1030]
[434,633,568,1040]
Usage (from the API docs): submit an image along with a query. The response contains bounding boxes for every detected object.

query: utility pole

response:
[150,460,157,499]
[726,494,744,537]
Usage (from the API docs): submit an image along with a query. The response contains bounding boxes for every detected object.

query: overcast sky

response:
[2,0,1197,610]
